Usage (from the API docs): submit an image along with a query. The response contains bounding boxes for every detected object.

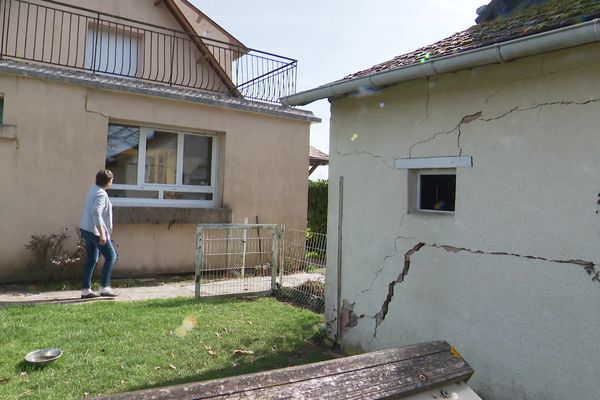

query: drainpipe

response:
[281,19,600,106]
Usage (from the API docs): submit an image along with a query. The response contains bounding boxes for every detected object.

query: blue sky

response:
[191,0,486,179]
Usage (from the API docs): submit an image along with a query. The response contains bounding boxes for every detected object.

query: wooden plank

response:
[95,341,474,400]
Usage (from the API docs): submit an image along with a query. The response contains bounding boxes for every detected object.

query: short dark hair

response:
[96,169,114,187]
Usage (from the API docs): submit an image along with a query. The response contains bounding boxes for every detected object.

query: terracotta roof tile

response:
[345,0,600,80]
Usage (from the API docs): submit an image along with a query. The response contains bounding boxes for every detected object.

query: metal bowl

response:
[24,348,63,364]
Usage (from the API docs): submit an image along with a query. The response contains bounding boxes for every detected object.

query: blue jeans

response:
[80,229,117,289]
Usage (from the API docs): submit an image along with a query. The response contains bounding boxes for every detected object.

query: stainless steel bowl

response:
[24,348,63,364]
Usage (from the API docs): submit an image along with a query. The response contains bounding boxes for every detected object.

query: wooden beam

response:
[159,0,240,97]
[93,341,476,400]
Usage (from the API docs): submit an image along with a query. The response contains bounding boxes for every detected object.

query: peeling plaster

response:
[340,299,358,331]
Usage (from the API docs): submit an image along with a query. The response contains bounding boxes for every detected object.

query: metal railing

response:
[0,0,297,104]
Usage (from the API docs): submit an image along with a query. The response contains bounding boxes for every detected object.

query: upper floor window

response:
[105,124,216,208]
[85,25,140,77]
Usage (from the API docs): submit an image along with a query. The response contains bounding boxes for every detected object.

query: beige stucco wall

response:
[325,43,600,400]
[0,73,309,280]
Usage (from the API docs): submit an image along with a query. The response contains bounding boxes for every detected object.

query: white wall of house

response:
[325,42,600,400]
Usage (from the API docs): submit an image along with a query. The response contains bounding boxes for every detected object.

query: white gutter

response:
[281,18,600,106]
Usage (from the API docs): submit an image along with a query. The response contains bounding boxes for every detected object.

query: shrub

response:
[25,228,84,284]
[308,179,327,235]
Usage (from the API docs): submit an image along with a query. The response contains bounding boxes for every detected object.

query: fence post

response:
[194,225,203,302]
[278,224,285,286]
[241,217,248,281]
[271,225,281,294]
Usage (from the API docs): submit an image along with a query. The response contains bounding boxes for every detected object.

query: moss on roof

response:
[345,0,600,80]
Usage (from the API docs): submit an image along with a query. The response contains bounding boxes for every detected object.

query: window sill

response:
[411,210,455,216]
[113,207,232,225]
[0,124,17,140]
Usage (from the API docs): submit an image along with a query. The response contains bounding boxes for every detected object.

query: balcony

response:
[0,0,297,104]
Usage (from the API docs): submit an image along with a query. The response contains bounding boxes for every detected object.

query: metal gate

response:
[195,224,281,301]
[195,224,326,311]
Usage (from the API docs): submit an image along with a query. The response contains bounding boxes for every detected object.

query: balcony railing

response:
[0,0,297,104]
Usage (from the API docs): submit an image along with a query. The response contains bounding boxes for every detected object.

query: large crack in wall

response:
[340,241,600,340]
[333,97,600,339]
[334,97,600,166]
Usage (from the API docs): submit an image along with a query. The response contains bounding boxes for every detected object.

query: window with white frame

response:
[395,156,472,215]
[85,25,139,77]
[105,124,217,207]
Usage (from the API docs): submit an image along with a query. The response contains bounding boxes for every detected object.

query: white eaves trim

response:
[394,156,473,169]
[281,19,600,106]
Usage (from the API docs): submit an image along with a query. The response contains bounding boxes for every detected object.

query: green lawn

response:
[0,297,332,399]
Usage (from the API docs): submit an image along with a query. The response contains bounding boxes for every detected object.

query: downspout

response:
[281,19,600,106]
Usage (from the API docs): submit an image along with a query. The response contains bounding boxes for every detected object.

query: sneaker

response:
[100,287,117,298]
[81,291,99,299]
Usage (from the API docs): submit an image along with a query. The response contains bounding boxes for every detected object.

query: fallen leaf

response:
[154,366,161,370]
[233,349,254,356]
[169,364,177,370]
[19,372,27,377]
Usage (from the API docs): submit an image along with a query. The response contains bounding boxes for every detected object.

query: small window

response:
[417,171,455,212]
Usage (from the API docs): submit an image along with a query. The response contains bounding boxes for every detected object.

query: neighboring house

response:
[309,145,328,177]
[0,0,318,281]
[282,0,600,399]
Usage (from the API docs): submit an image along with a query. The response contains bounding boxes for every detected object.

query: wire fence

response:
[195,224,326,312]
[278,229,326,312]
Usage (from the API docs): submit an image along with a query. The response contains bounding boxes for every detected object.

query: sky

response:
[190,0,486,179]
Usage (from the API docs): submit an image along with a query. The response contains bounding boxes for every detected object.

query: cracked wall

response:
[324,42,600,400]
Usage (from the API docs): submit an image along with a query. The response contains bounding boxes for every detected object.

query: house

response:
[282,0,600,399]
[0,0,318,281]
[309,145,328,177]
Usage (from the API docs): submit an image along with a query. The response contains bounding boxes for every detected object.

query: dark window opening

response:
[419,174,456,212]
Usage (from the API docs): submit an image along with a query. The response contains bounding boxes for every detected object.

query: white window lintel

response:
[394,156,472,170]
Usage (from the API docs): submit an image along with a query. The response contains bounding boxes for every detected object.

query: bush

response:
[308,179,328,234]
[25,228,84,284]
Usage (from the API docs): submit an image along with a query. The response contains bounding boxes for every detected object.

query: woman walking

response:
[79,170,117,298]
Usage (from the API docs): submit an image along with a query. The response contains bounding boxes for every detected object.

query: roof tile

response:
[344,0,600,80]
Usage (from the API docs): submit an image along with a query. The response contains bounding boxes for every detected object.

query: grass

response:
[0,297,334,399]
